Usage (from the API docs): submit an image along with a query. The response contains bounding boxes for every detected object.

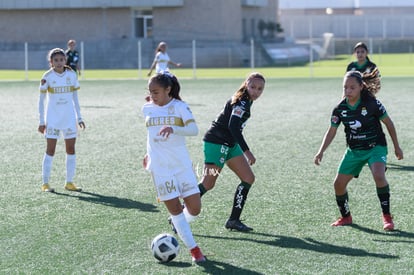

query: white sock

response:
[170,212,197,250]
[183,207,197,223]
[42,153,53,184]
[66,154,76,183]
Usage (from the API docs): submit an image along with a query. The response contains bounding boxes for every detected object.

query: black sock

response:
[198,183,207,197]
[335,193,351,217]
[377,185,390,215]
[229,182,251,220]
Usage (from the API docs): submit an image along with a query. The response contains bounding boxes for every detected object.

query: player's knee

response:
[202,178,217,191]
[66,147,76,155]
[187,206,201,216]
[243,174,255,184]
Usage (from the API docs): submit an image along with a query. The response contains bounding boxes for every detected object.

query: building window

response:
[134,10,153,38]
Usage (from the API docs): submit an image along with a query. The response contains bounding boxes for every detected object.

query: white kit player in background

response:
[147,41,182,76]
[142,72,206,263]
[38,48,86,193]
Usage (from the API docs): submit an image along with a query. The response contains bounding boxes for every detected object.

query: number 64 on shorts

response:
[152,174,178,201]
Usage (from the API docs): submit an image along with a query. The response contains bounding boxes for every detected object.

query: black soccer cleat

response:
[225,219,253,232]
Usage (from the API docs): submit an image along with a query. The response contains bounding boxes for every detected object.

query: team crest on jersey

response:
[232,106,245,118]
[168,105,175,115]
[361,107,367,116]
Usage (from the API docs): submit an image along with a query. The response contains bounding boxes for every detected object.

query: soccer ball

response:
[151,233,180,263]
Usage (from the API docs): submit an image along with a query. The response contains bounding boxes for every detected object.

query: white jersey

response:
[154,51,170,73]
[38,68,82,129]
[142,99,195,174]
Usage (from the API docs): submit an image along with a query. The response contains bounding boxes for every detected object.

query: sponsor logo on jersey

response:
[376,100,386,114]
[349,120,362,130]
[341,110,347,117]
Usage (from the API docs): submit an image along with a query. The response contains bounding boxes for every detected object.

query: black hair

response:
[344,71,375,99]
[353,42,368,52]
[149,72,181,100]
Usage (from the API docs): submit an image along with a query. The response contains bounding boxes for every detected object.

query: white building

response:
[278,0,414,40]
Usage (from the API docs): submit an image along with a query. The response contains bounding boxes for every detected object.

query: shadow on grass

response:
[196,259,263,275]
[53,191,158,212]
[350,224,414,242]
[196,232,398,259]
[154,259,262,274]
[155,261,192,268]
[386,163,414,172]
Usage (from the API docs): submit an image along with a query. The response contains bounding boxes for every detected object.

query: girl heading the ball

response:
[142,72,206,263]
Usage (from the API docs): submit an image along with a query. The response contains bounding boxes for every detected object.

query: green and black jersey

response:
[203,93,252,152]
[346,59,378,75]
[331,96,388,150]
[65,50,80,72]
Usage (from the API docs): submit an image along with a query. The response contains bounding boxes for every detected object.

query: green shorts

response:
[338,145,388,176]
[203,141,243,168]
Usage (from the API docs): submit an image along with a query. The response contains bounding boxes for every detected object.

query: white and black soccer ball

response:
[151,233,180,263]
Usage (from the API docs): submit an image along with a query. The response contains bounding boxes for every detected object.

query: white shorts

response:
[151,169,200,202]
[45,126,77,139]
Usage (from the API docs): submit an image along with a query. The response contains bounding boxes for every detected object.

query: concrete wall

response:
[0,8,133,43]
[0,0,278,69]
[0,0,184,9]
[153,0,242,41]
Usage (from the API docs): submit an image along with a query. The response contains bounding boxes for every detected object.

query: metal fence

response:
[1,37,413,77]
